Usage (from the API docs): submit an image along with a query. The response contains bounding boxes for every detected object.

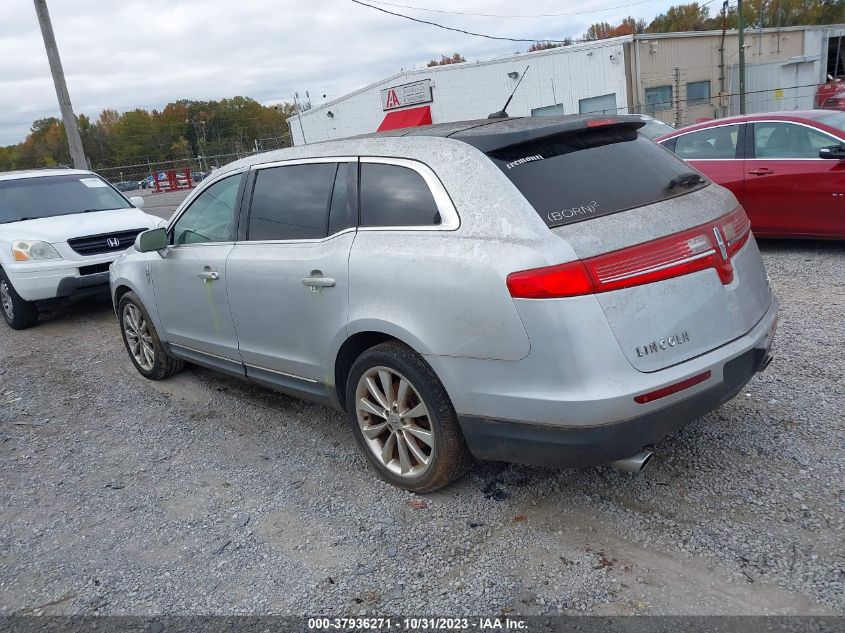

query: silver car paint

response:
[150,242,240,362]
[111,133,775,430]
[227,231,355,383]
[598,238,773,372]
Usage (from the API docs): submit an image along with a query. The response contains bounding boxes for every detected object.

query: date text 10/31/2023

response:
[307,617,528,630]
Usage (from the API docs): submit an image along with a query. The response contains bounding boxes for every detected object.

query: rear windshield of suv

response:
[486,126,706,228]
[0,174,131,224]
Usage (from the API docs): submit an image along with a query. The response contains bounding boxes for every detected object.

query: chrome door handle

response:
[748,168,774,176]
[302,276,335,288]
[197,271,220,281]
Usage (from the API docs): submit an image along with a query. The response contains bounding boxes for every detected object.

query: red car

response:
[816,78,845,110]
[657,111,845,239]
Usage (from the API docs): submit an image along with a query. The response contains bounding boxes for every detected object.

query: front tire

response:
[0,270,38,330]
[118,291,183,380]
[346,342,473,493]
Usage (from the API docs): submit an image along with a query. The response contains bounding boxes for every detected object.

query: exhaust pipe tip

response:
[610,449,654,474]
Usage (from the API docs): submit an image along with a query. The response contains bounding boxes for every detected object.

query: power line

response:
[363,0,655,18]
[348,0,572,43]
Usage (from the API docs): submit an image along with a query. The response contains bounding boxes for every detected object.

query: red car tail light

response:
[634,370,711,404]
[507,206,752,299]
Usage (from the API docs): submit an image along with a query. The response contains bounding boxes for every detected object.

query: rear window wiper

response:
[665,173,705,192]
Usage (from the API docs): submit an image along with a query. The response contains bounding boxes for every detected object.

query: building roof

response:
[633,23,845,40]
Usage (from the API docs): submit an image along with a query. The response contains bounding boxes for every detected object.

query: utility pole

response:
[738,0,747,114]
[33,0,86,170]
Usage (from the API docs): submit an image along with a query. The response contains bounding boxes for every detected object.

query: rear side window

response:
[488,126,704,228]
[247,163,337,241]
[360,163,441,227]
[674,125,741,160]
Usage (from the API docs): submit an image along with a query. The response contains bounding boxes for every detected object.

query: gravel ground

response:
[0,238,842,617]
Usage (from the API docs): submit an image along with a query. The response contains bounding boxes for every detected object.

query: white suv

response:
[0,168,160,329]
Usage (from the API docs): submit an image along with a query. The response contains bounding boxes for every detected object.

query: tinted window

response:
[645,86,672,112]
[0,174,131,224]
[488,126,704,228]
[172,175,241,245]
[328,162,357,235]
[753,122,839,159]
[248,163,337,241]
[674,125,740,160]
[360,163,441,227]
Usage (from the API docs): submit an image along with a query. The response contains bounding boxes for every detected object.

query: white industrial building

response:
[287,36,632,145]
[288,25,845,145]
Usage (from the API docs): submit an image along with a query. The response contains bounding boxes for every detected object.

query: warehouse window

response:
[645,86,673,112]
[531,103,565,117]
[687,81,711,106]
[247,163,337,240]
[579,93,617,115]
[360,163,441,227]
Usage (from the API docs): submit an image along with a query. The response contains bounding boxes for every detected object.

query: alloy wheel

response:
[122,303,155,372]
[355,366,435,477]
[0,280,13,320]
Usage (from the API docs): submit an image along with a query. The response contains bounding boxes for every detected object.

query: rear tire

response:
[0,270,38,330]
[118,291,183,380]
[346,341,473,493]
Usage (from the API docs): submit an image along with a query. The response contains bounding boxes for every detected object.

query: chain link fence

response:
[94,137,289,191]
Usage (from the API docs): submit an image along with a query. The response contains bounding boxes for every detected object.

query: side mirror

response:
[134,227,168,253]
[129,195,146,208]
[819,144,845,160]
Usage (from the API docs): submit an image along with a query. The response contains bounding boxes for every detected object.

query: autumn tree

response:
[427,53,466,67]
[528,41,570,51]
[647,3,711,32]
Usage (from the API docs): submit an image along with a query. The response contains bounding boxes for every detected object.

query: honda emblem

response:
[106,237,121,248]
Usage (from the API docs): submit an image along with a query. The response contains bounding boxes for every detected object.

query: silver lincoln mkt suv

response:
[110,115,778,492]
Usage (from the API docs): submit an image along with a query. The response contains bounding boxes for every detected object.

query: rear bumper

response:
[432,293,779,469]
[459,346,771,468]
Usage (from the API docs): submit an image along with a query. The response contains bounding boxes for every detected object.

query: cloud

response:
[0,0,669,145]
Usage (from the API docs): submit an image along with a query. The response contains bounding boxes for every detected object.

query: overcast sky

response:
[1,0,674,145]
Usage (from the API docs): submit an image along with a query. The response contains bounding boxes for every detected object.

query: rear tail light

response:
[507,206,752,299]
[634,370,711,404]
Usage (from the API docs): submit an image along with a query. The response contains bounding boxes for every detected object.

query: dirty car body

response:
[111,115,778,491]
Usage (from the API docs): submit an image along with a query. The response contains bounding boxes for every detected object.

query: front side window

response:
[645,86,673,112]
[0,174,131,224]
[360,163,441,227]
[753,122,840,159]
[247,163,337,241]
[172,174,241,245]
[687,81,711,106]
[673,125,741,160]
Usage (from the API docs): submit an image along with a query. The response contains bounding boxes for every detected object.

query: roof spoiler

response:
[461,116,646,153]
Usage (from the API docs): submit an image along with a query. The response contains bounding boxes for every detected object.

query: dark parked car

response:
[112,181,138,192]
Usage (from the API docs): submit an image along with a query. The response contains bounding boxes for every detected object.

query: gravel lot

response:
[0,217,842,615]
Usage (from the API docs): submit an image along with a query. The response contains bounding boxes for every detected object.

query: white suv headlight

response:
[11,240,62,261]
